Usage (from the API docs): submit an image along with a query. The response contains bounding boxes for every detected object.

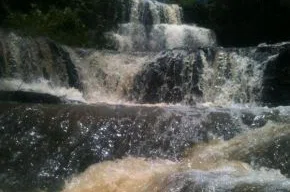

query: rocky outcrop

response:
[260,43,290,106]
[130,48,215,104]
[131,42,290,106]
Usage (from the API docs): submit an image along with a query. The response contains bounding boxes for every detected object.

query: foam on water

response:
[150,24,215,50]
[72,50,156,104]
[109,0,215,51]
[129,0,182,24]
[111,23,215,51]
[0,78,85,102]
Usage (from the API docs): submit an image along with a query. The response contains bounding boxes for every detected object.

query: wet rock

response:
[224,124,290,177]
[246,134,290,177]
[1,104,290,191]
[201,111,240,140]
[131,48,215,104]
[241,112,267,128]
[261,46,290,106]
[0,91,63,104]
[0,91,84,104]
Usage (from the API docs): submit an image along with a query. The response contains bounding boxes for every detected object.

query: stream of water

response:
[1,0,290,192]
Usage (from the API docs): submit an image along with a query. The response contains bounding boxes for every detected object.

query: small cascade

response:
[201,48,264,105]
[0,31,84,102]
[0,32,82,90]
[130,43,290,106]
[69,49,157,103]
[109,0,216,51]
[129,0,182,24]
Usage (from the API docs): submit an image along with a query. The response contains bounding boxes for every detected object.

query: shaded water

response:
[1,0,290,192]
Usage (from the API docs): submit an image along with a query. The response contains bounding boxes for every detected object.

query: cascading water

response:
[1,0,288,106]
[109,0,216,51]
[69,49,157,103]
[1,0,290,192]
[0,31,84,102]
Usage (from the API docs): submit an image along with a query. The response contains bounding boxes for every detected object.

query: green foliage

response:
[5,6,88,46]
[1,0,124,47]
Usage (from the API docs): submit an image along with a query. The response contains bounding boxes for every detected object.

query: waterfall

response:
[72,0,289,106]
[109,0,216,51]
[0,31,84,102]
[129,45,290,106]
[69,50,157,103]
[2,0,287,106]
[1,0,290,191]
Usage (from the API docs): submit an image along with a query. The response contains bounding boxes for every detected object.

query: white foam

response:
[151,24,216,49]
[201,50,264,106]
[129,0,182,24]
[0,78,85,102]
[73,51,156,104]
[111,23,216,51]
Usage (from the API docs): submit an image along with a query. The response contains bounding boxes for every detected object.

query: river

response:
[1,0,290,191]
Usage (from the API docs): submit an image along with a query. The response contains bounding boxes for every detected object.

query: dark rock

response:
[0,91,84,104]
[261,47,290,106]
[201,111,240,140]
[0,91,63,104]
[241,112,267,128]
[130,48,216,104]
[130,42,290,106]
